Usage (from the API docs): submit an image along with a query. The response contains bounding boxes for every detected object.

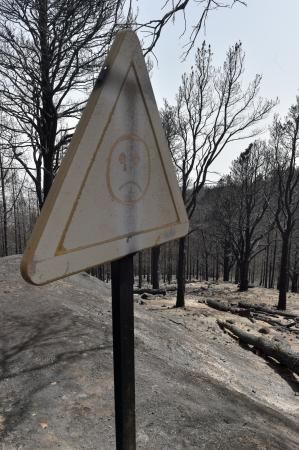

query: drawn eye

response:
[118,152,127,171]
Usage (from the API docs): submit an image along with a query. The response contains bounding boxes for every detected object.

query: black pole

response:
[111,254,136,450]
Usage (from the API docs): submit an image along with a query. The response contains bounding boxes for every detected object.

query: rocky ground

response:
[0,255,298,449]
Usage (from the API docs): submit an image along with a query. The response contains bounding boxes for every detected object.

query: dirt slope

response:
[0,256,298,449]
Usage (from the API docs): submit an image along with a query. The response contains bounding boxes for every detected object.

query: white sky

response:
[135,0,299,179]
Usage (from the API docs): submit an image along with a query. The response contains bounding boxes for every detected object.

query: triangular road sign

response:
[21,30,189,285]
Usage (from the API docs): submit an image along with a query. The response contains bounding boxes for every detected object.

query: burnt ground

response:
[0,255,298,449]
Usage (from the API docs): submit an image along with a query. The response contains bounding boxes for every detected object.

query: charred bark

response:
[239,259,249,291]
[138,252,143,289]
[151,245,160,290]
[0,153,8,256]
[176,236,186,308]
[278,233,290,310]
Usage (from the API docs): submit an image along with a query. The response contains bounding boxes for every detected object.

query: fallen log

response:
[133,286,178,295]
[206,299,230,312]
[238,301,299,320]
[207,300,299,332]
[134,288,167,295]
[206,299,252,317]
[253,314,299,333]
[253,313,291,328]
[252,314,299,334]
[217,320,299,375]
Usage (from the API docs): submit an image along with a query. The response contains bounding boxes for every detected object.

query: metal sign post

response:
[111,254,136,450]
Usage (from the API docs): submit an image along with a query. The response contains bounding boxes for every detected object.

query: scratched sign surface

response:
[21,31,189,285]
[107,135,150,204]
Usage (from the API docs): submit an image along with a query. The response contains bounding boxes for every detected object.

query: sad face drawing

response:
[107,135,151,204]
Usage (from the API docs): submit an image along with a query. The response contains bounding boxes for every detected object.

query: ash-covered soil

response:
[0,256,298,449]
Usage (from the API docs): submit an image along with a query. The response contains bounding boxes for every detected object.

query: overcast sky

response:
[135,0,299,179]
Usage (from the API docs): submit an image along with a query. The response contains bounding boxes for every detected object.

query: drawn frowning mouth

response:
[119,181,143,192]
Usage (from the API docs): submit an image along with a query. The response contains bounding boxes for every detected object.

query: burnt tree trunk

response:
[196,253,199,280]
[251,257,256,284]
[264,236,270,288]
[151,245,160,290]
[138,252,143,289]
[186,235,190,281]
[223,255,230,282]
[146,249,150,283]
[234,262,240,284]
[163,246,167,283]
[0,153,8,256]
[205,251,209,281]
[291,272,298,293]
[43,152,55,203]
[291,245,298,293]
[176,236,186,308]
[270,233,277,288]
[11,171,19,254]
[167,243,173,284]
[223,242,235,282]
[278,233,290,310]
[39,1,58,205]
[239,259,249,291]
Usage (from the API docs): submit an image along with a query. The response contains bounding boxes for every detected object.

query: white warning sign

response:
[21,30,189,285]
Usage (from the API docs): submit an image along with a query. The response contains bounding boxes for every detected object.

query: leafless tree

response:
[151,246,161,289]
[0,142,37,257]
[269,100,299,310]
[223,141,273,291]
[161,41,275,307]
[137,0,246,58]
[203,181,235,281]
[0,150,9,256]
[0,0,247,212]
[289,231,299,293]
[0,0,128,209]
